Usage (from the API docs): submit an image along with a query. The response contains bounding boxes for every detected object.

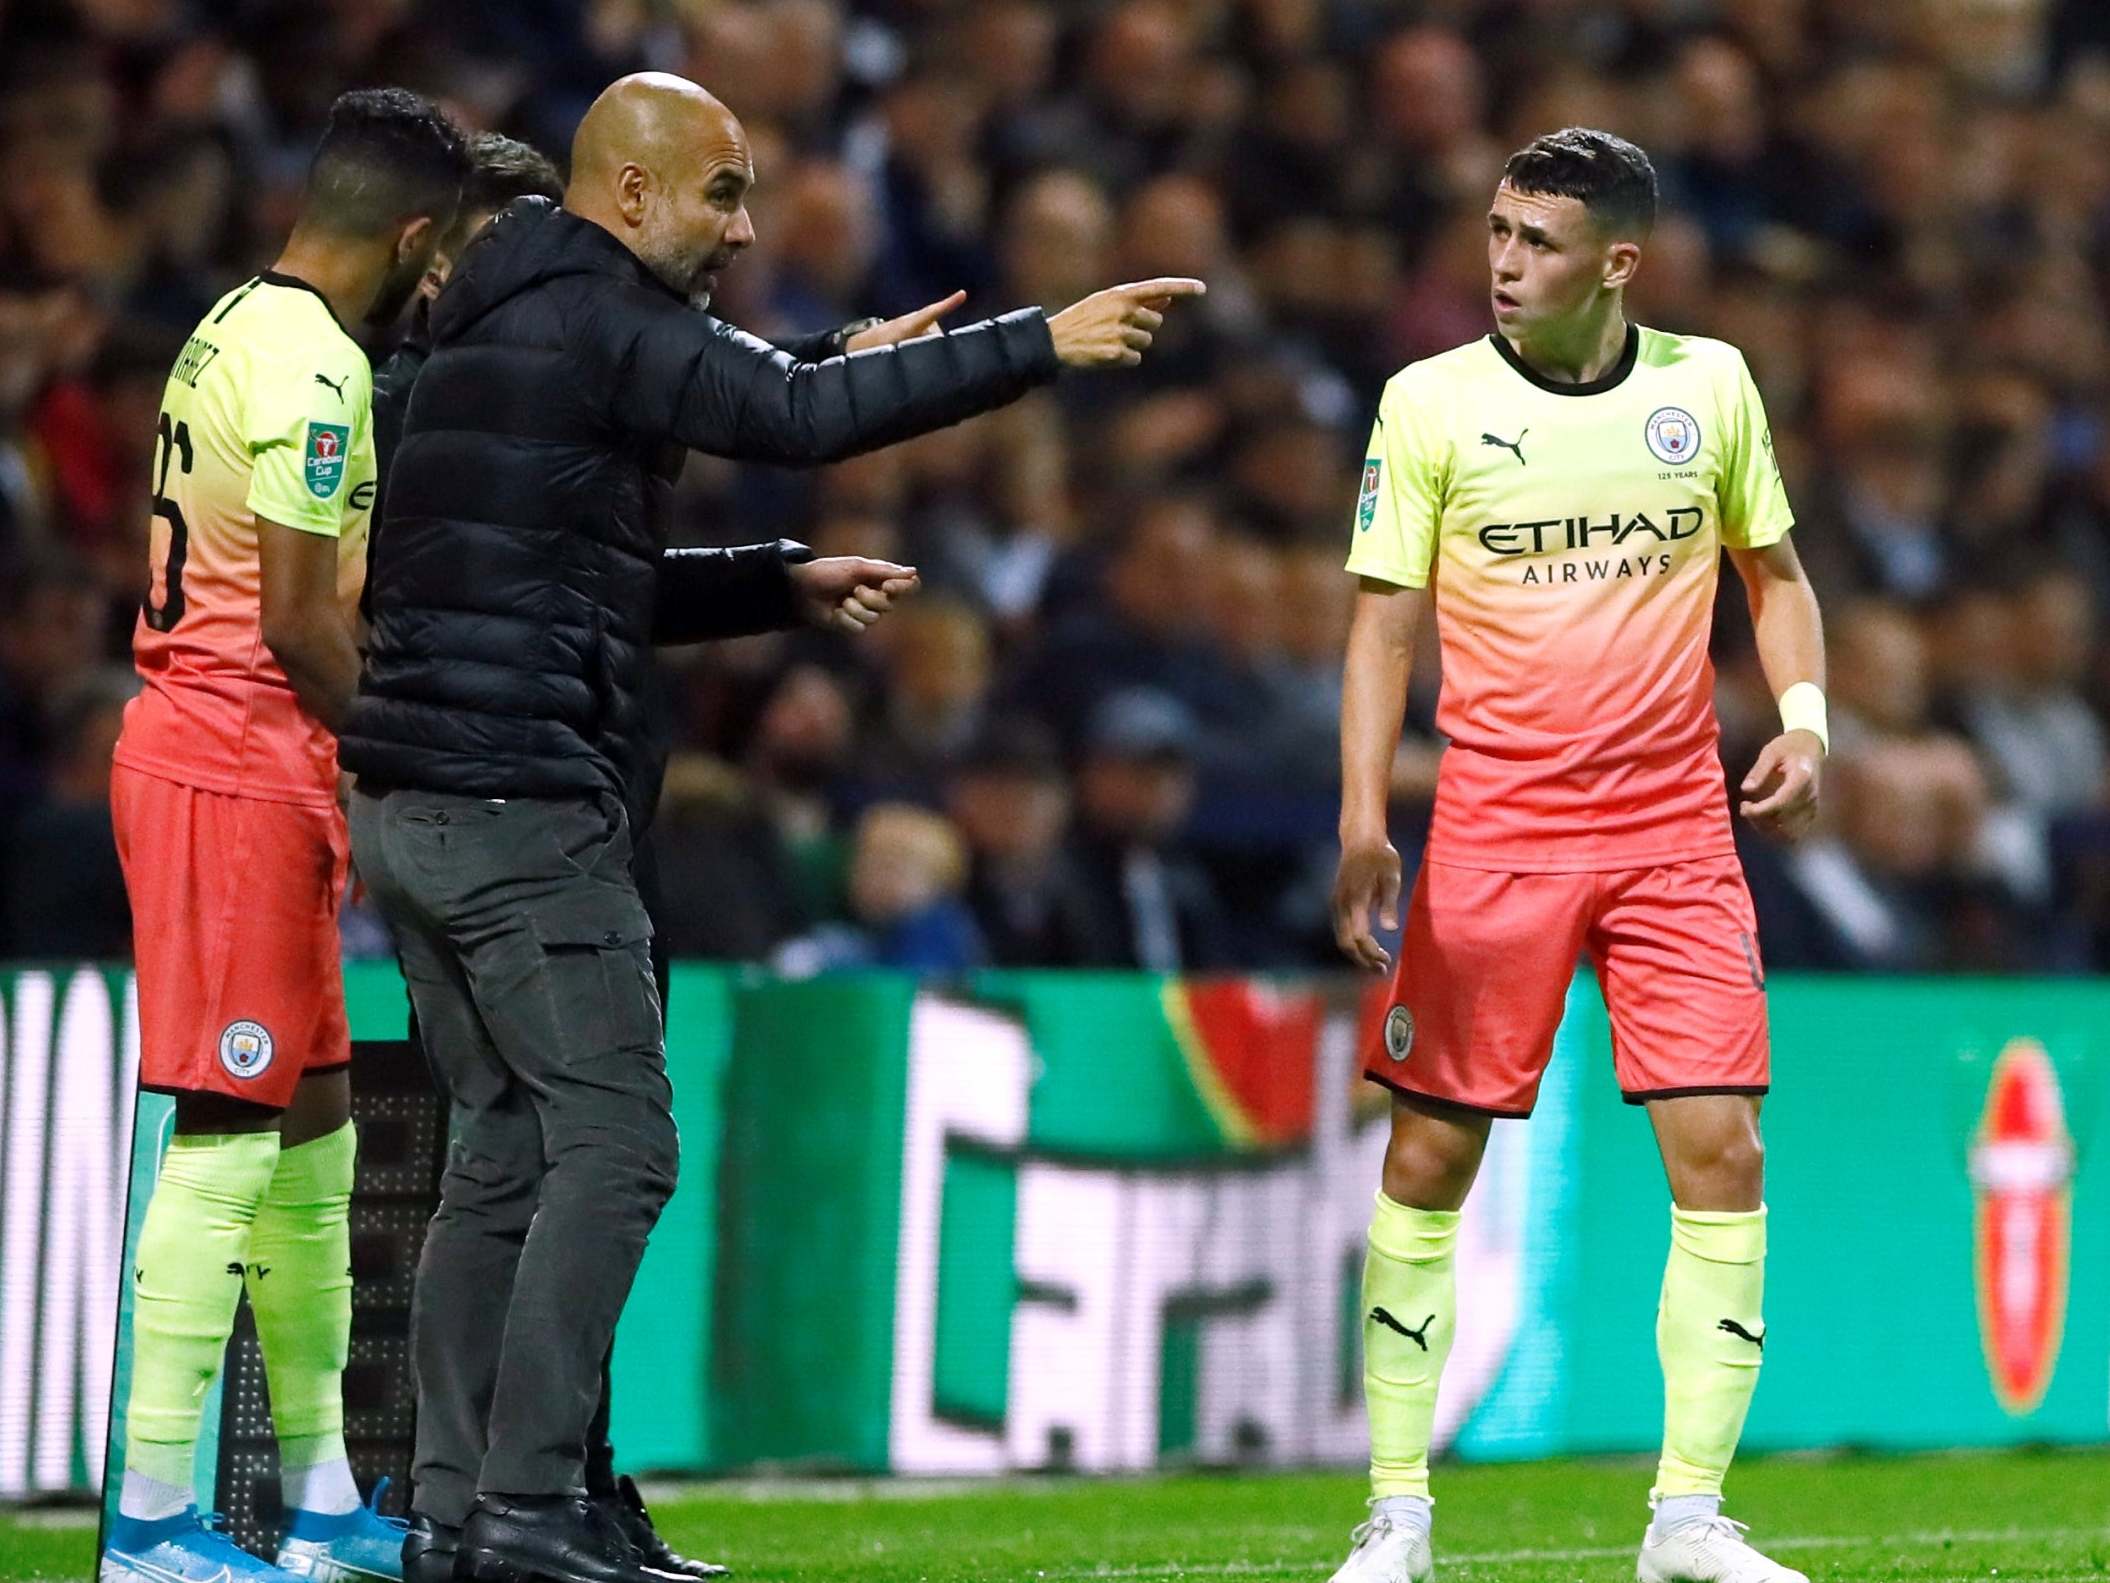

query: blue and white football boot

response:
[101,1507,294,1583]
[275,1482,410,1583]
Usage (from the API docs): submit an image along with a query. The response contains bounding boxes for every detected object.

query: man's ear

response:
[1604,238,1642,291]
[395,213,436,263]
[616,162,651,226]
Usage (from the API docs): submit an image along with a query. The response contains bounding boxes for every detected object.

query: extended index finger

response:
[912,288,969,325]
[1119,276,1206,300]
[849,557,917,583]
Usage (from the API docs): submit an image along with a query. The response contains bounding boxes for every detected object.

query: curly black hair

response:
[303,86,470,234]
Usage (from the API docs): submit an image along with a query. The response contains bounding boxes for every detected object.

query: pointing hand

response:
[1048,277,1207,368]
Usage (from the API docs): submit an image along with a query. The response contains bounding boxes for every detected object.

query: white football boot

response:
[1636,1513,1808,1583]
[1326,1500,1433,1583]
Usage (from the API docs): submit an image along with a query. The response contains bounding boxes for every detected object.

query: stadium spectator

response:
[1778,738,2027,972]
[996,168,1116,345]
[946,720,1102,967]
[1949,571,2108,817]
[776,801,984,974]
[761,159,879,336]
[0,665,133,959]
[1006,494,1246,758]
[858,596,995,798]
[1068,688,1231,971]
[0,555,106,809]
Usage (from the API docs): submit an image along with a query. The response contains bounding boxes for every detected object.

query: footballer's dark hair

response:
[462,132,564,216]
[1502,127,1658,238]
[439,133,564,253]
[302,87,470,236]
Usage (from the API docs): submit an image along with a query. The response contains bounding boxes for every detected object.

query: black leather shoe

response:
[594,1475,729,1579]
[456,1493,674,1583]
[403,1512,460,1583]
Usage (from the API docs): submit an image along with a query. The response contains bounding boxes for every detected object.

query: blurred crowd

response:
[4,0,2110,974]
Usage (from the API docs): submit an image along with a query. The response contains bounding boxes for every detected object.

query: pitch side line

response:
[1032,1523,2110,1578]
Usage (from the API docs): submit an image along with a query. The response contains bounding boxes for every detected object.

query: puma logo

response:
[1481,428,1528,465]
[1370,1306,1437,1350]
[314,371,350,401]
[1718,1318,1766,1350]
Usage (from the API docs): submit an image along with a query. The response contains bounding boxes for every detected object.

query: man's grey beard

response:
[638,238,713,308]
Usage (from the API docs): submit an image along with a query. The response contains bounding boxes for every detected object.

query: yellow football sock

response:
[123,1131,283,1489]
[1363,1192,1459,1501]
[246,1121,357,1480]
[1654,1204,1767,1499]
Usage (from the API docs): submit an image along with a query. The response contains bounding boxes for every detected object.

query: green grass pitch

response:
[4,1449,2105,1582]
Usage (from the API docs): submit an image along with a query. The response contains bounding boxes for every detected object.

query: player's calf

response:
[249,1121,363,1529]
[1654,1206,1767,1509]
[120,1133,284,1527]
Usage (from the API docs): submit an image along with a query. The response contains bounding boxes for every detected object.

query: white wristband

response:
[1778,681,1828,754]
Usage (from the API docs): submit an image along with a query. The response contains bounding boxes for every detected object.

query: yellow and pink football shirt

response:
[117,273,376,807]
[1347,324,1793,872]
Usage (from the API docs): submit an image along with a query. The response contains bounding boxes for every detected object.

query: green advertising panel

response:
[689,971,2109,1476]
[1555,976,2108,1455]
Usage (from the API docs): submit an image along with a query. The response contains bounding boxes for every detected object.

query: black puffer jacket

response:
[364,301,862,619]
[342,197,1059,803]
[365,299,865,829]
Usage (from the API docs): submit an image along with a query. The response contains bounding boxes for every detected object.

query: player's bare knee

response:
[1719,1128,1765,1197]
[1382,1115,1485,1211]
[1671,1125,1764,1208]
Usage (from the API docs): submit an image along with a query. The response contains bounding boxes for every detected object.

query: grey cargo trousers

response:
[348,786,674,1525]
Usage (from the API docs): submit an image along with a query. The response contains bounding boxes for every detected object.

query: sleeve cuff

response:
[1731,517,1795,549]
[1344,558,1429,589]
[248,501,343,538]
[652,539,814,645]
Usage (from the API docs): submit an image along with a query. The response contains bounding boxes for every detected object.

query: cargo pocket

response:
[544,795,632,882]
[530,906,662,1056]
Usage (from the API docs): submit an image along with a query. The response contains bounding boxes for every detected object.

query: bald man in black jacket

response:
[346,71,1201,1583]
[368,128,984,1583]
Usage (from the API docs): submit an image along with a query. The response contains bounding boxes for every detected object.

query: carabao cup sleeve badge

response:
[305,421,350,498]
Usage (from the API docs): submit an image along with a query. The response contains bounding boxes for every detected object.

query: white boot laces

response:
[1349,1499,1401,1554]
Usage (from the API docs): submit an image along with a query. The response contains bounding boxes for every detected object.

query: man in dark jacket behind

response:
[343,71,1201,1583]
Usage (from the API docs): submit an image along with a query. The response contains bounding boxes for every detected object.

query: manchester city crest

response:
[1644,405,1701,465]
[219,1019,275,1080]
[1384,1004,1414,1062]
